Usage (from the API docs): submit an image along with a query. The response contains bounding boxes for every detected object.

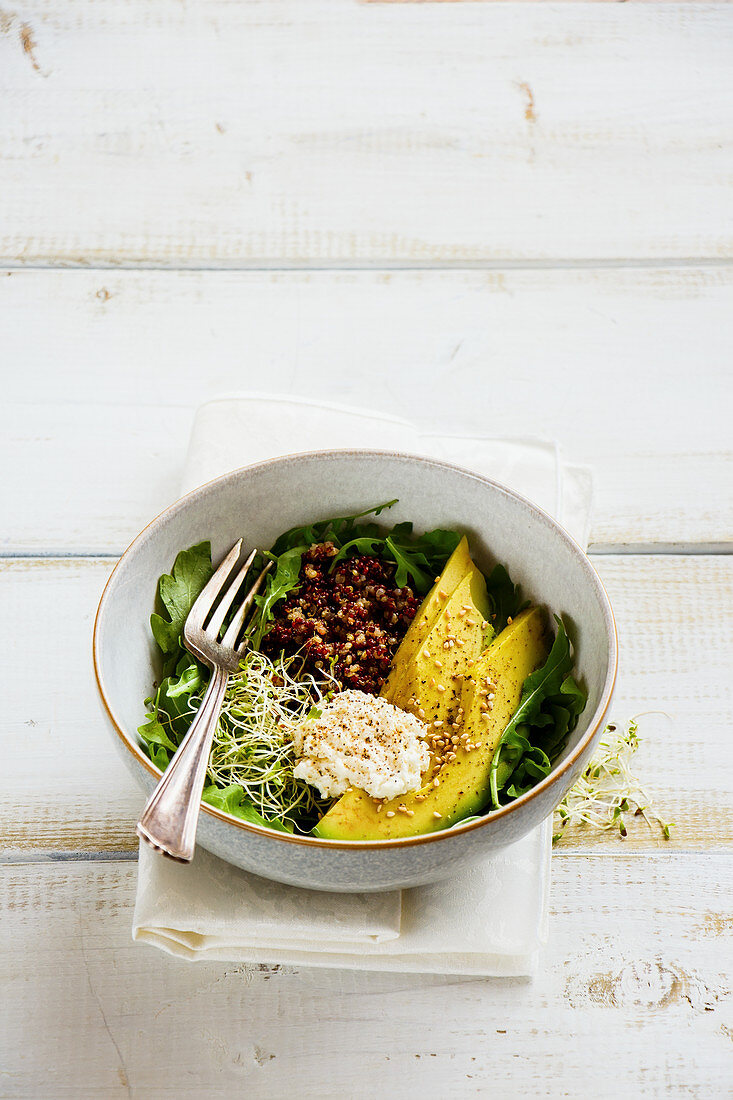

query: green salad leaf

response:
[484,563,524,633]
[270,500,399,555]
[202,783,294,832]
[150,542,213,674]
[488,617,587,808]
[252,501,462,643]
[138,651,206,772]
[250,546,305,649]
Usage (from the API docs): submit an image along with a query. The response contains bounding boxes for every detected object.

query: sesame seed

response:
[458,608,467,618]
[434,659,443,669]
[466,618,477,626]
[386,811,395,818]
[436,683,446,693]
[439,589,448,599]
[433,778,440,788]
[433,720,443,728]
[433,811,442,819]
[507,616,513,625]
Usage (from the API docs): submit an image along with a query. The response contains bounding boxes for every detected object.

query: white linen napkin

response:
[133,394,593,975]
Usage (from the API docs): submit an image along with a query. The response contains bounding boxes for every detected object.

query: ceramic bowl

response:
[94,450,616,891]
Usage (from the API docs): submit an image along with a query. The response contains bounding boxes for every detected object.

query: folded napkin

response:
[133,394,593,975]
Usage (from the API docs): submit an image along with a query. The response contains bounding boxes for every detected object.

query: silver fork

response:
[136,540,271,862]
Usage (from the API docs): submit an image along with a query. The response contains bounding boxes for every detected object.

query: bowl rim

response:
[93,448,618,850]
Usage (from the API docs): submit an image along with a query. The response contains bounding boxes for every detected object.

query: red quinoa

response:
[261,542,419,693]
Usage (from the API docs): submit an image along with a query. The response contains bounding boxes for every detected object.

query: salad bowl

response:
[94,450,617,892]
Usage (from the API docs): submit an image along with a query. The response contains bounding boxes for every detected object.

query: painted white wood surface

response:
[2,2,733,264]
[2,554,730,857]
[2,1,732,1094]
[2,856,731,1098]
[2,267,731,553]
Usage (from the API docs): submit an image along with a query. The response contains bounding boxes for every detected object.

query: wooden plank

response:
[0,855,730,1097]
[1,2,732,264]
[0,555,730,857]
[1,267,731,552]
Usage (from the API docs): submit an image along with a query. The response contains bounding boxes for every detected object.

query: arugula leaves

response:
[138,649,206,772]
[484,563,524,633]
[140,543,214,770]
[488,617,587,808]
[150,542,213,675]
[270,500,399,555]
[250,546,305,649]
[201,783,294,832]
[251,501,462,644]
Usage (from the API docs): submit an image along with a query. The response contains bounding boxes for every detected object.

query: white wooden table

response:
[2,3,732,1096]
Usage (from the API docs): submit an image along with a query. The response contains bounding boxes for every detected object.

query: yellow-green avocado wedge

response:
[387,569,491,714]
[380,535,473,702]
[313,607,549,840]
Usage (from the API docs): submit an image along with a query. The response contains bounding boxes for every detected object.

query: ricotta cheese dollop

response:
[292,690,431,801]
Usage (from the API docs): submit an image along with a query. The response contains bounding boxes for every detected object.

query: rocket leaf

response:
[489,617,587,808]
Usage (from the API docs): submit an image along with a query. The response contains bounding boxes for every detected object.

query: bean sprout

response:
[160,650,336,828]
[553,719,674,843]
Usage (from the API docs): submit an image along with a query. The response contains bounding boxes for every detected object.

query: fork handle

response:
[136,665,229,862]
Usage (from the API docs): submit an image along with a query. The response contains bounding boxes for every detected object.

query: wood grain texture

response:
[2,267,731,552]
[1,855,730,1097]
[1,2,732,264]
[1,555,730,857]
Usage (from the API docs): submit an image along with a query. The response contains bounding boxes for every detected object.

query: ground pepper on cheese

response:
[292,690,431,800]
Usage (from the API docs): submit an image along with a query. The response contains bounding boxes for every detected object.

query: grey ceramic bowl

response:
[94,450,616,892]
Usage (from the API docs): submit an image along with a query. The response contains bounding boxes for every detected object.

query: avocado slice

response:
[380,535,473,703]
[313,607,549,840]
[389,570,490,714]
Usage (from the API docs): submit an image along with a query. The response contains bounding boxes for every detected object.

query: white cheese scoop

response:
[292,690,431,801]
